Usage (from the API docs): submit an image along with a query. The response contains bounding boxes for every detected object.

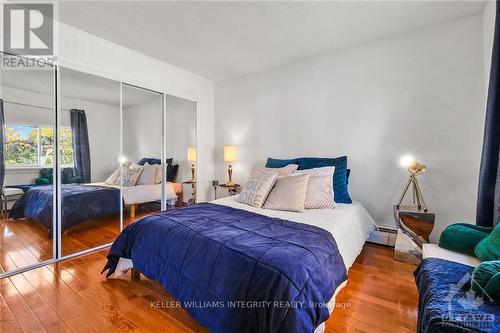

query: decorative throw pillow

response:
[303,175,336,209]
[137,163,157,185]
[116,167,143,187]
[439,223,491,257]
[105,167,121,185]
[167,164,179,182]
[237,169,279,208]
[263,173,310,212]
[257,164,299,176]
[471,260,500,302]
[475,223,500,261]
[295,167,336,209]
[154,164,162,184]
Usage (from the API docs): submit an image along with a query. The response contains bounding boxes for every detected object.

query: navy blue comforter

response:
[415,258,500,333]
[10,184,120,235]
[103,203,347,333]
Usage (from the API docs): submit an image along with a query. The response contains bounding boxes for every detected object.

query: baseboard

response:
[367,226,397,247]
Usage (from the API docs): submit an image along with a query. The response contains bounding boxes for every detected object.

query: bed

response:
[103,195,376,332]
[9,182,182,236]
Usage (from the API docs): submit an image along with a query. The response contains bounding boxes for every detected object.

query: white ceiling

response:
[59,1,487,82]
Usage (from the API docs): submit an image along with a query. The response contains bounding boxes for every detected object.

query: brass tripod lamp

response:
[396,155,428,212]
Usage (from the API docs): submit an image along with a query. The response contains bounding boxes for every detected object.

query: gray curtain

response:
[70,109,91,183]
[477,0,500,227]
[0,99,4,190]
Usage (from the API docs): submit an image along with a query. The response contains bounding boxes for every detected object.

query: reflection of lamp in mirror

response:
[118,156,128,166]
[187,147,196,182]
[224,145,237,186]
[396,155,428,212]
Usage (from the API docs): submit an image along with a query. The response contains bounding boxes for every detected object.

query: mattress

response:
[89,182,181,205]
[214,195,377,269]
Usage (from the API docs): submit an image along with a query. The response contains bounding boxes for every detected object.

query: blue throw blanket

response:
[10,184,120,235]
[103,203,347,333]
[415,258,500,333]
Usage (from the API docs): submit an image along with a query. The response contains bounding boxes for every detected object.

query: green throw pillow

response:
[475,223,500,261]
[471,260,500,302]
[439,223,491,256]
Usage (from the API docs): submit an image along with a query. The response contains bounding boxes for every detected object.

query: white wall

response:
[122,94,163,165]
[1,85,120,185]
[165,95,197,184]
[215,14,487,241]
[483,1,496,87]
[122,94,196,188]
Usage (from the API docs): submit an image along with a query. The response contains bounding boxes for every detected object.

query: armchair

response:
[35,168,84,185]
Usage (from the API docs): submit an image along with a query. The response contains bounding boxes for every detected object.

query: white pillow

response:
[137,162,157,185]
[237,169,279,207]
[116,167,143,187]
[154,164,162,184]
[295,166,336,209]
[263,173,310,212]
[304,175,336,209]
[257,164,299,176]
[105,167,120,185]
[294,166,335,176]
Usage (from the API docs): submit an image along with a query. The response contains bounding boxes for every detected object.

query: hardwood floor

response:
[0,205,161,274]
[0,243,418,333]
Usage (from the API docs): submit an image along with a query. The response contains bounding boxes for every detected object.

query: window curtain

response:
[477,1,500,228]
[70,109,91,183]
[0,99,5,191]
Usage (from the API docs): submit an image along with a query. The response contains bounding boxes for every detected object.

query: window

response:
[5,124,74,168]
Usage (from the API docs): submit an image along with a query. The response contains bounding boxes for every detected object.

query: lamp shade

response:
[187,147,197,162]
[224,145,237,162]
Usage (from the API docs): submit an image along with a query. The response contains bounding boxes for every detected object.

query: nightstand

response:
[393,205,435,264]
[182,180,196,205]
[217,183,240,198]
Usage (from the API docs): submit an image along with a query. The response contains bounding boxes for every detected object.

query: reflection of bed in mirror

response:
[8,171,183,237]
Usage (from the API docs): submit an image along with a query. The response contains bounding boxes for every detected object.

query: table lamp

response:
[396,155,428,212]
[223,145,237,186]
[187,147,196,182]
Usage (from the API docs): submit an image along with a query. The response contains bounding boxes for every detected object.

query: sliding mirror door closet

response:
[59,68,121,256]
[0,53,198,277]
[0,53,56,274]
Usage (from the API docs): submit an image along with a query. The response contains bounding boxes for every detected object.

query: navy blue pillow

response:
[265,157,299,168]
[265,156,352,204]
[138,158,173,166]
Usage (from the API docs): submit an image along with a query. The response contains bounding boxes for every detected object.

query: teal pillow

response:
[475,223,500,261]
[471,260,500,302]
[439,223,491,256]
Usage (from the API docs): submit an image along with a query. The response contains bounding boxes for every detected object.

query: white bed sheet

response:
[88,182,179,205]
[213,195,377,270]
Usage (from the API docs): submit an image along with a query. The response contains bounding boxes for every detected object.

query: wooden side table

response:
[393,205,435,264]
[217,183,240,198]
[182,180,197,205]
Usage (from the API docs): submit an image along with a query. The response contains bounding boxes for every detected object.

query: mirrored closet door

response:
[0,53,56,274]
[165,94,197,205]
[122,84,165,226]
[59,68,121,256]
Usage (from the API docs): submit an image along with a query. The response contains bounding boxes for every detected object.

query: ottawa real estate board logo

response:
[2,3,54,69]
